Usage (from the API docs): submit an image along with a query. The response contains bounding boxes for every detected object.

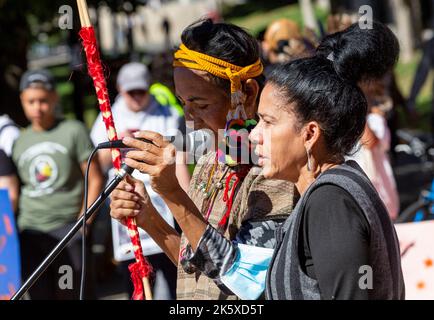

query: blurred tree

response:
[0,0,145,126]
[390,0,415,62]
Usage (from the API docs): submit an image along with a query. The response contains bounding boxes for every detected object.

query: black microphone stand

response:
[11,163,134,300]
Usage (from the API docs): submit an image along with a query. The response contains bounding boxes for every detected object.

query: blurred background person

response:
[261,18,316,74]
[325,12,409,157]
[350,82,400,220]
[12,69,103,299]
[149,51,184,118]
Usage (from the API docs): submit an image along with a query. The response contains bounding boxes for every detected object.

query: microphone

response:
[114,162,135,179]
[97,138,153,149]
[99,162,135,200]
[96,129,213,155]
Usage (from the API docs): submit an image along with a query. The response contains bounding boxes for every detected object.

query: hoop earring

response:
[306,148,312,172]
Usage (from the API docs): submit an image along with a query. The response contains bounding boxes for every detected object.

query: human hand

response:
[122,131,181,196]
[110,175,155,228]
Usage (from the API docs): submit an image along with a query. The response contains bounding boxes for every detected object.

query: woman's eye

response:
[197,104,209,109]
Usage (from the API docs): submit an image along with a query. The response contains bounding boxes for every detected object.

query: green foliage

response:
[395,53,433,129]
[225,2,328,36]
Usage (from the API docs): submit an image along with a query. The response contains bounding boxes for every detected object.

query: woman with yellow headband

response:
[109,19,296,300]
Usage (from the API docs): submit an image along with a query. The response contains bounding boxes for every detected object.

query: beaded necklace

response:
[195,157,250,231]
[197,160,230,222]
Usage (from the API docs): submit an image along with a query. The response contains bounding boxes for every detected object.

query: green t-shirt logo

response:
[20,142,66,198]
[30,154,58,192]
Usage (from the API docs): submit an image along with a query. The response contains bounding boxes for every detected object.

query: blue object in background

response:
[0,189,20,300]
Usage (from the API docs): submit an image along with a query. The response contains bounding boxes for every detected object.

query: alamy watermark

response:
[58,5,73,30]
[58,265,73,290]
[358,265,373,290]
[359,5,373,30]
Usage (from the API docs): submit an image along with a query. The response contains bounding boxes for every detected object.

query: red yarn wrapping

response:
[128,261,153,301]
[79,27,121,169]
[219,173,240,228]
[126,217,153,281]
[219,166,249,229]
[79,26,152,300]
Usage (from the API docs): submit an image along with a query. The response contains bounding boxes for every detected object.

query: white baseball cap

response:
[117,62,150,92]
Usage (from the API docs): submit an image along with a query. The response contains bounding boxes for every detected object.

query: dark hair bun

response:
[316,22,399,83]
[181,18,260,67]
[179,18,264,91]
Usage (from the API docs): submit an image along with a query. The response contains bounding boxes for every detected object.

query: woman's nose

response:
[249,125,263,144]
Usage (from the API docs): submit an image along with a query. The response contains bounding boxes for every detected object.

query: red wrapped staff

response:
[76,0,152,300]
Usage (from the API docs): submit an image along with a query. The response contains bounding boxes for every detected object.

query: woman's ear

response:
[244,78,260,119]
[303,121,322,151]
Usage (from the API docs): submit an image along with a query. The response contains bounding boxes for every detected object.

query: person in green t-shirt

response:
[12,69,104,300]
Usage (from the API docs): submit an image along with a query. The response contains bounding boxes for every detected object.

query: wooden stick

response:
[76,0,91,27]
[76,0,84,26]
[143,278,153,300]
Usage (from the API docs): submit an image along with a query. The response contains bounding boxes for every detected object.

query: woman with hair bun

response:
[251,21,405,299]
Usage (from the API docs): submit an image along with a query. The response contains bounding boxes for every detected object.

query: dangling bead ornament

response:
[218,95,258,166]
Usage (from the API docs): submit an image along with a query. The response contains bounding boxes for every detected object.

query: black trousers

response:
[19,224,82,300]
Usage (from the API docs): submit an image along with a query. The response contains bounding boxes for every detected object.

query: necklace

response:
[194,154,250,228]
[202,164,230,221]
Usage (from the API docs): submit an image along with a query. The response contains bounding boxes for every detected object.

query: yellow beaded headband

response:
[173,43,263,115]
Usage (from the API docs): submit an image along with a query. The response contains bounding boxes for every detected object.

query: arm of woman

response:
[110,177,278,299]
[182,219,280,300]
[114,131,287,299]
[303,184,371,300]
[111,177,283,299]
